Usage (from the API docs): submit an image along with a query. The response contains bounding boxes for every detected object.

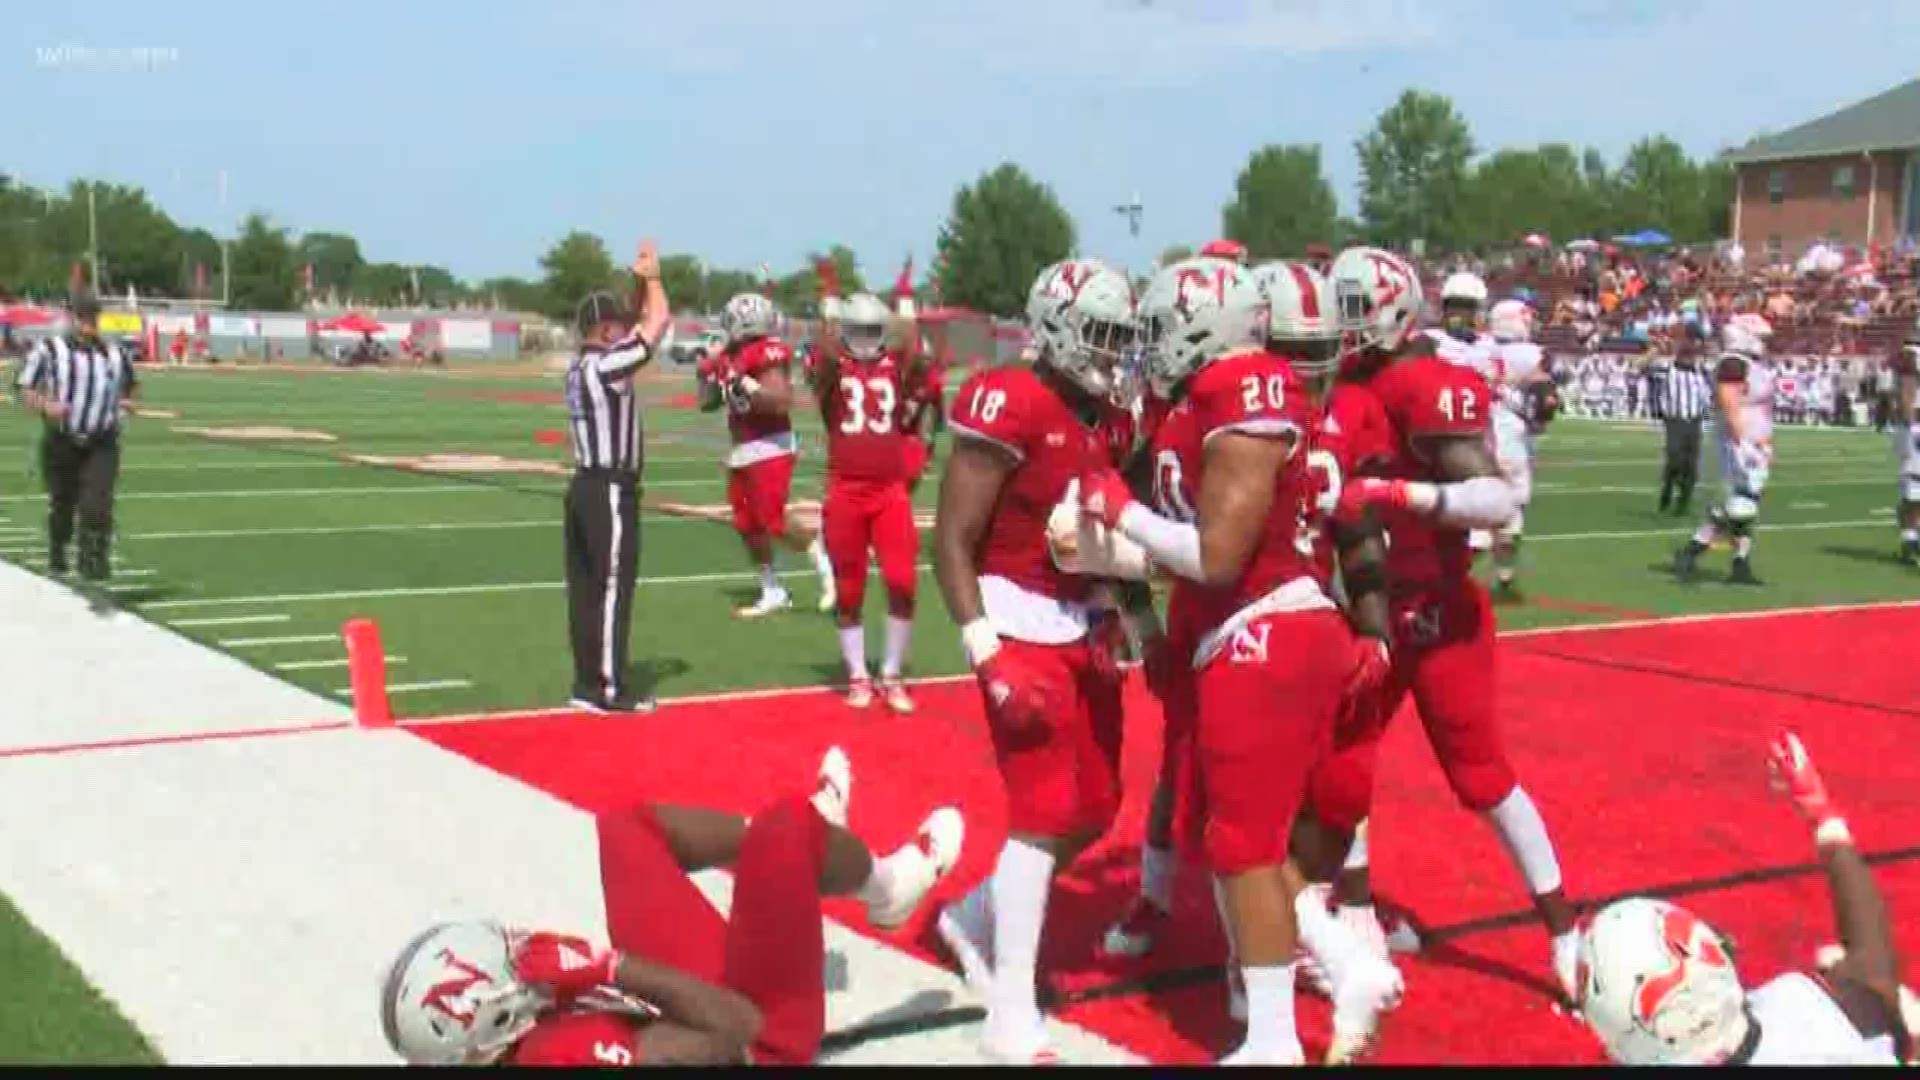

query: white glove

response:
[1046,480,1150,580]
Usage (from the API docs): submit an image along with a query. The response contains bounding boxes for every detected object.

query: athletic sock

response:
[881,615,913,680]
[1237,963,1301,1059]
[1484,786,1564,895]
[838,625,869,682]
[808,536,834,583]
[987,839,1055,1033]
[757,563,780,595]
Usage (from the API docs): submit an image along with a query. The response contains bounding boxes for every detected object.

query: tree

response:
[176,227,222,298]
[1700,155,1736,240]
[1355,90,1476,250]
[79,181,182,296]
[1220,144,1339,260]
[351,262,411,306]
[934,163,1075,318]
[1460,144,1592,249]
[297,232,364,297]
[480,276,549,313]
[1157,243,1194,267]
[1615,135,1706,241]
[538,231,619,321]
[657,254,708,313]
[228,213,298,310]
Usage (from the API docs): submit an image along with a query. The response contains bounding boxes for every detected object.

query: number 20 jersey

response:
[820,351,912,483]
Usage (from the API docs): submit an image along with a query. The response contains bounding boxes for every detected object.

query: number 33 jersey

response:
[1361,352,1497,586]
[1145,349,1331,642]
[820,351,913,483]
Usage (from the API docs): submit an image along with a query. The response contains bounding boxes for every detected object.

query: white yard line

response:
[221,634,340,648]
[334,678,473,696]
[169,613,290,628]
[130,520,553,541]
[0,484,510,503]
[274,656,404,672]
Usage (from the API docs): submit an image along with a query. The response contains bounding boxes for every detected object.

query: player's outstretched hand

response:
[1767,730,1842,832]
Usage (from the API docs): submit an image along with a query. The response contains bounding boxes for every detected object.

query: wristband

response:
[1815,817,1853,847]
[960,618,1001,666]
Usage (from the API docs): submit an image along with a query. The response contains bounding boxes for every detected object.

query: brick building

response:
[1726,77,1920,263]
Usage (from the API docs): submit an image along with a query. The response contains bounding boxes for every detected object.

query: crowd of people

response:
[374,239,1917,1067]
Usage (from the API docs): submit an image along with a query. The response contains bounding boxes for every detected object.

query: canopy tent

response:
[1522,233,1551,248]
[1614,229,1673,247]
[318,312,383,334]
[0,304,56,327]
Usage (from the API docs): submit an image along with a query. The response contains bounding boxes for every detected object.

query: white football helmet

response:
[1577,898,1751,1066]
[1025,258,1138,401]
[1252,260,1340,378]
[720,292,779,345]
[1488,298,1534,343]
[379,921,546,1066]
[1136,256,1268,399]
[1441,271,1489,307]
[1722,312,1773,358]
[1330,246,1424,357]
[838,292,892,361]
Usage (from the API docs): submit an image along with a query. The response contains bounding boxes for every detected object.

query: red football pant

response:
[1159,661,1209,860]
[821,476,918,621]
[728,455,796,541]
[983,637,1125,838]
[1193,608,1349,876]
[1311,578,1515,822]
[596,798,828,1066]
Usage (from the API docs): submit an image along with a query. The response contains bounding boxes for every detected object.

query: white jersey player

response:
[1673,313,1774,586]
[1892,317,1920,565]
[1578,732,1910,1065]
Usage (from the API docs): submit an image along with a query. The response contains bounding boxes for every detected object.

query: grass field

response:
[0,361,1913,1061]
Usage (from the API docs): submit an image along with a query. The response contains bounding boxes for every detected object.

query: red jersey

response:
[711,337,795,449]
[949,365,1111,604]
[509,1007,646,1066]
[1307,382,1394,586]
[1362,351,1495,585]
[819,350,913,482]
[1172,350,1327,636]
[903,362,947,437]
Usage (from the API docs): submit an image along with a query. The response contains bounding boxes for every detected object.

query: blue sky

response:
[9,0,1917,282]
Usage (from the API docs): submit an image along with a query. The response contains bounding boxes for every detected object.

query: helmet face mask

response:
[720,292,780,346]
[838,293,892,361]
[1137,257,1268,400]
[1331,246,1423,364]
[1026,259,1140,403]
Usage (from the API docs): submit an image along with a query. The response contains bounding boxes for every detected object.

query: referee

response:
[15,287,135,598]
[1655,333,1713,516]
[564,240,671,714]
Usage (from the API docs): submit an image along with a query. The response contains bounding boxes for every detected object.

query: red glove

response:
[1086,611,1127,691]
[1767,731,1843,832]
[1343,634,1392,704]
[1141,632,1179,702]
[1078,466,1136,530]
[975,650,1056,732]
[1338,477,1414,520]
[510,931,618,997]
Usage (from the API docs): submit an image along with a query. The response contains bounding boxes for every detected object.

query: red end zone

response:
[414,607,1920,1064]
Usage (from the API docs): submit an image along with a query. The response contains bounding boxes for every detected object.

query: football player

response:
[1576,732,1908,1065]
[377,748,962,1067]
[930,257,1141,1064]
[1481,297,1552,602]
[1672,313,1776,586]
[697,292,837,618]
[809,291,926,712]
[1078,256,1401,1064]
[1891,316,1920,565]
[1326,245,1584,1002]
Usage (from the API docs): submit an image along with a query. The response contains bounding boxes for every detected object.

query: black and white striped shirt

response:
[1657,361,1712,422]
[15,334,136,439]
[565,328,653,473]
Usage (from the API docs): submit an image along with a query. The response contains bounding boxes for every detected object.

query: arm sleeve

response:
[592,328,653,382]
[16,339,47,391]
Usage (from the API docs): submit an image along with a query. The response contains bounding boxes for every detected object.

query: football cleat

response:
[878,678,914,714]
[734,588,793,619]
[1727,558,1763,586]
[867,807,964,930]
[846,678,874,709]
[1671,543,1701,582]
[1100,896,1169,959]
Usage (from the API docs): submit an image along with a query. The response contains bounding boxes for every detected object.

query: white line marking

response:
[1790,502,1828,510]
[1501,597,1920,639]
[0,484,517,503]
[1530,518,1882,543]
[170,613,291,628]
[336,678,472,696]
[119,461,343,472]
[221,634,339,647]
[115,569,157,578]
[276,656,404,672]
[128,520,554,541]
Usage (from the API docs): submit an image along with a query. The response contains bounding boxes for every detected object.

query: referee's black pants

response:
[564,468,640,702]
[1659,418,1703,514]
[41,429,120,581]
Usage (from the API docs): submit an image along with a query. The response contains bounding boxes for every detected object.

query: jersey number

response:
[1241,374,1286,414]
[966,386,1007,425]
[593,1041,633,1066]
[837,376,897,435]
[1294,448,1344,558]
[1436,386,1480,423]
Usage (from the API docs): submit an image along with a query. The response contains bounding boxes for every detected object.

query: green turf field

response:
[0,362,1914,1061]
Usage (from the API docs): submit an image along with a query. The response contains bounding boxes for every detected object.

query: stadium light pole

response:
[86,184,102,289]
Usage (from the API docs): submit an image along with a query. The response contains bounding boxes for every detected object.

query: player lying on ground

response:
[697,291,838,617]
[1577,732,1911,1065]
[378,748,962,1066]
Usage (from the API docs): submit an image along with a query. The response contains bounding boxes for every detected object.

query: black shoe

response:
[1901,541,1919,567]
[1671,542,1702,582]
[47,551,69,577]
[1727,559,1762,586]
[1492,578,1525,604]
[569,691,658,715]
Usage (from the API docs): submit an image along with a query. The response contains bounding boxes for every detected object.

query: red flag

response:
[893,255,914,300]
[815,257,841,299]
